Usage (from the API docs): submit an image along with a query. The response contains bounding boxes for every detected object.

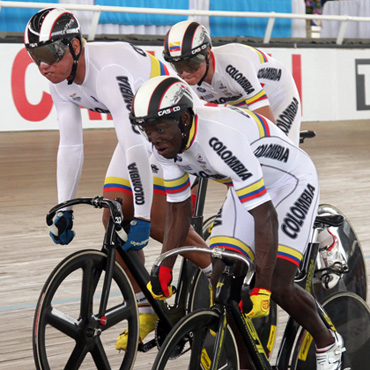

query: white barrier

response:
[1,1,370,44]
[1,43,369,132]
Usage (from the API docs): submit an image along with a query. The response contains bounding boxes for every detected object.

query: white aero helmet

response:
[24,8,82,84]
[130,76,194,126]
[163,20,212,64]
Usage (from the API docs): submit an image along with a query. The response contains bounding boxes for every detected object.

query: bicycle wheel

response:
[291,291,370,370]
[33,249,139,370]
[152,309,239,370]
[155,258,213,349]
[314,204,367,302]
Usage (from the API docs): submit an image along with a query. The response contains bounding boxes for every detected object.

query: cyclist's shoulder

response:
[86,41,152,73]
[212,44,259,78]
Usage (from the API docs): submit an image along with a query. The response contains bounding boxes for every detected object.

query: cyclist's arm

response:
[161,197,193,268]
[97,66,153,221]
[253,105,275,123]
[51,84,84,205]
[154,152,193,267]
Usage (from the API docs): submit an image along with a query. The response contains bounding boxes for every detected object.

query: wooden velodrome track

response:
[1,120,369,369]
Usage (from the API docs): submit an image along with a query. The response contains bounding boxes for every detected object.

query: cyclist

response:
[130,75,345,370]
[163,20,301,146]
[163,20,342,282]
[24,8,212,351]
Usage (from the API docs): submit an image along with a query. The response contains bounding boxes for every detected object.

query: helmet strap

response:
[197,53,210,86]
[178,109,194,153]
[67,40,81,85]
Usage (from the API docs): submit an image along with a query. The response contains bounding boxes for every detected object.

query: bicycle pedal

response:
[138,338,156,352]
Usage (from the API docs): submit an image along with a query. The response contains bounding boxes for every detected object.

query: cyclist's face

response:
[172,59,207,85]
[140,119,183,159]
[36,39,78,84]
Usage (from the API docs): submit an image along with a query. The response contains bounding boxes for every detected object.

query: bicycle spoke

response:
[64,342,89,370]
[91,338,111,370]
[46,307,80,339]
[102,301,135,331]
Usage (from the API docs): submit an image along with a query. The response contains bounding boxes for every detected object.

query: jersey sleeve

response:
[96,64,153,220]
[153,151,191,203]
[50,83,84,205]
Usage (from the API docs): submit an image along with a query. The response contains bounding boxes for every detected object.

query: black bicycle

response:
[32,196,210,370]
[151,212,370,369]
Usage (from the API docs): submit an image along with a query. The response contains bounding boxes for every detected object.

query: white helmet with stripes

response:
[130,76,194,126]
[163,20,212,64]
[24,8,82,83]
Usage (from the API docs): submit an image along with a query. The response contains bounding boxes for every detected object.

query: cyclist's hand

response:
[49,210,75,245]
[148,266,176,300]
[239,288,271,318]
[122,218,150,251]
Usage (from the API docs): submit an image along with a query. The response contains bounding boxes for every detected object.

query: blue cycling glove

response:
[49,210,75,245]
[122,218,150,251]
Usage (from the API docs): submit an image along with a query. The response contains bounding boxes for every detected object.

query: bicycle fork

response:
[214,266,272,370]
[230,301,272,370]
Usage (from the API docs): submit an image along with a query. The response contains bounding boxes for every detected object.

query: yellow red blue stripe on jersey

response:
[185,115,198,150]
[164,173,190,194]
[103,177,131,194]
[248,110,271,138]
[255,48,269,63]
[229,97,248,107]
[246,89,268,106]
[215,177,233,187]
[210,236,254,260]
[148,53,169,78]
[236,179,267,203]
[245,45,269,64]
[277,245,303,266]
[153,176,166,195]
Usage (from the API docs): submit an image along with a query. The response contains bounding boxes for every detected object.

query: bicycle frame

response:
[46,196,207,353]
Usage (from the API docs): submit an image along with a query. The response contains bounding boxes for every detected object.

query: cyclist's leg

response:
[271,259,334,347]
[291,291,370,369]
[103,144,157,350]
[270,174,345,365]
[102,144,145,293]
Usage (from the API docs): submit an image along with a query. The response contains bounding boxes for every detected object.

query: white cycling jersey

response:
[50,41,169,219]
[153,105,319,265]
[191,44,301,146]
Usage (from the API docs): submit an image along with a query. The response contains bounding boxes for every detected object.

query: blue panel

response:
[97,0,188,26]
[0,0,59,32]
[209,0,292,38]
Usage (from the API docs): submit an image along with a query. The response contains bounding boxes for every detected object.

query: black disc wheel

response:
[291,292,370,370]
[152,309,239,370]
[33,250,139,370]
